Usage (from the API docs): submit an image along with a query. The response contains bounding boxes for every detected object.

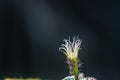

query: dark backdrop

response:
[0,0,119,80]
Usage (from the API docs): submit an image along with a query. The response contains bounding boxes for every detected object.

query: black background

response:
[0,0,119,80]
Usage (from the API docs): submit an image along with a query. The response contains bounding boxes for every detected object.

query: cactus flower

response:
[59,37,82,60]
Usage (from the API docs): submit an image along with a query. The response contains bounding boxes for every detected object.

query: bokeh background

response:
[0,0,119,80]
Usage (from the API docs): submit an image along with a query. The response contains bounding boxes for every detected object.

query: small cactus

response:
[59,36,96,80]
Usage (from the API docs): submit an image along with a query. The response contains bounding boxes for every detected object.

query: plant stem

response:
[72,58,79,80]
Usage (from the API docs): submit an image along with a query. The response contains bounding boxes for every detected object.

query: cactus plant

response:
[59,36,96,80]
